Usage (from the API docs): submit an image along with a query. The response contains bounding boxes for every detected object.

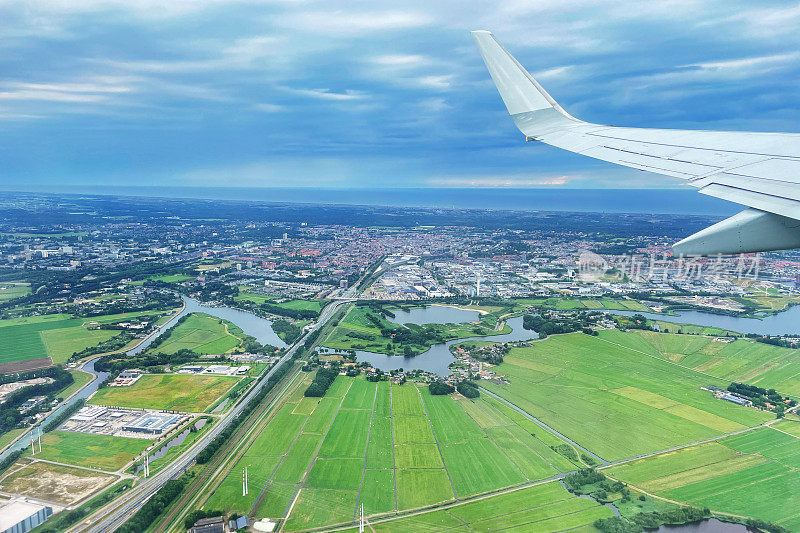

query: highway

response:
[70,298,351,533]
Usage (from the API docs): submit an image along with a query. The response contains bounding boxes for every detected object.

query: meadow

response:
[203,375,583,531]
[481,332,771,461]
[0,283,30,301]
[338,481,614,533]
[147,313,241,354]
[90,374,240,412]
[512,297,654,313]
[605,425,800,529]
[28,431,148,471]
[599,329,800,396]
[0,309,176,365]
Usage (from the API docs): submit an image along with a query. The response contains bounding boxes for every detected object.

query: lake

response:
[598,307,800,336]
[344,303,800,376]
[336,306,538,375]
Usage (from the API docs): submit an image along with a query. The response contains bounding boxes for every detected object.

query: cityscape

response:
[0,193,798,532]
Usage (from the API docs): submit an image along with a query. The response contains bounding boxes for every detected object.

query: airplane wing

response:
[472,30,800,256]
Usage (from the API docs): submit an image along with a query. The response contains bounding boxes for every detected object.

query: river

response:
[336,302,800,376]
[333,309,538,375]
[129,295,286,355]
[595,307,800,336]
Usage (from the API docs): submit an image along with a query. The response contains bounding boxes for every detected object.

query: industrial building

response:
[0,499,53,533]
[122,412,181,435]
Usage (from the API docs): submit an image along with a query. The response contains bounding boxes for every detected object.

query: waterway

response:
[653,518,749,532]
[594,307,800,336]
[341,302,800,376]
[128,295,286,356]
[337,307,538,375]
[134,418,208,475]
[0,295,284,462]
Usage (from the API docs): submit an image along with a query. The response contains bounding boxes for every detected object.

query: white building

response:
[0,500,53,533]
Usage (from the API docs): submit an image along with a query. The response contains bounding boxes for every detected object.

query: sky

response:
[1,0,800,191]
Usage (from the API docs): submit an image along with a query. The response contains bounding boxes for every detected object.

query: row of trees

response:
[0,367,74,434]
[304,367,339,397]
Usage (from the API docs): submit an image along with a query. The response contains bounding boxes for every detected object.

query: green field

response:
[606,426,800,528]
[599,329,800,396]
[513,297,654,313]
[482,332,771,461]
[28,431,148,471]
[339,481,613,532]
[0,310,173,365]
[90,374,239,412]
[147,313,241,354]
[204,375,583,531]
[0,283,30,301]
[235,292,323,313]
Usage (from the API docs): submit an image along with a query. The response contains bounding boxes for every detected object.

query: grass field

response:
[0,460,117,505]
[147,313,241,354]
[339,481,614,532]
[0,283,30,301]
[605,426,800,529]
[0,310,171,365]
[513,297,654,313]
[204,374,585,531]
[599,329,800,396]
[481,332,771,461]
[90,374,239,412]
[28,431,148,471]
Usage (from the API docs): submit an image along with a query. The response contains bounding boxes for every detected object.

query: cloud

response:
[281,10,432,35]
[254,103,284,112]
[429,174,575,187]
[283,87,368,101]
[371,54,430,68]
[0,78,134,102]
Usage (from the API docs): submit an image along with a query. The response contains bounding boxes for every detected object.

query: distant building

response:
[190,516,225,533]
[0,499,53,533]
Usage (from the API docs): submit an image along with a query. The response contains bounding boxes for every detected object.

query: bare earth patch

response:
[0,460,116,505]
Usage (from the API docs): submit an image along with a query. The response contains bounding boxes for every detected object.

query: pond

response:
[134,418,208,475]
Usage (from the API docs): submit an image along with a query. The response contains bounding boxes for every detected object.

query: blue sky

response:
[1,0,800,190]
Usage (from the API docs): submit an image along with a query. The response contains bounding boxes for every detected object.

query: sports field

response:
[203,375,583,530]
[339,481,613,532]
[600,329,800,396]
[605,425,800,529]
[28,431,149,471]
[90,374,239,412]
[481,333,771,461]
[147,313,241,354]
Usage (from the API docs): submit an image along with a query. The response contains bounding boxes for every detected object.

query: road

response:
[70,298,349,533]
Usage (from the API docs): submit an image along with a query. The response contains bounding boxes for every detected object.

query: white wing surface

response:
[472,30,800,255]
